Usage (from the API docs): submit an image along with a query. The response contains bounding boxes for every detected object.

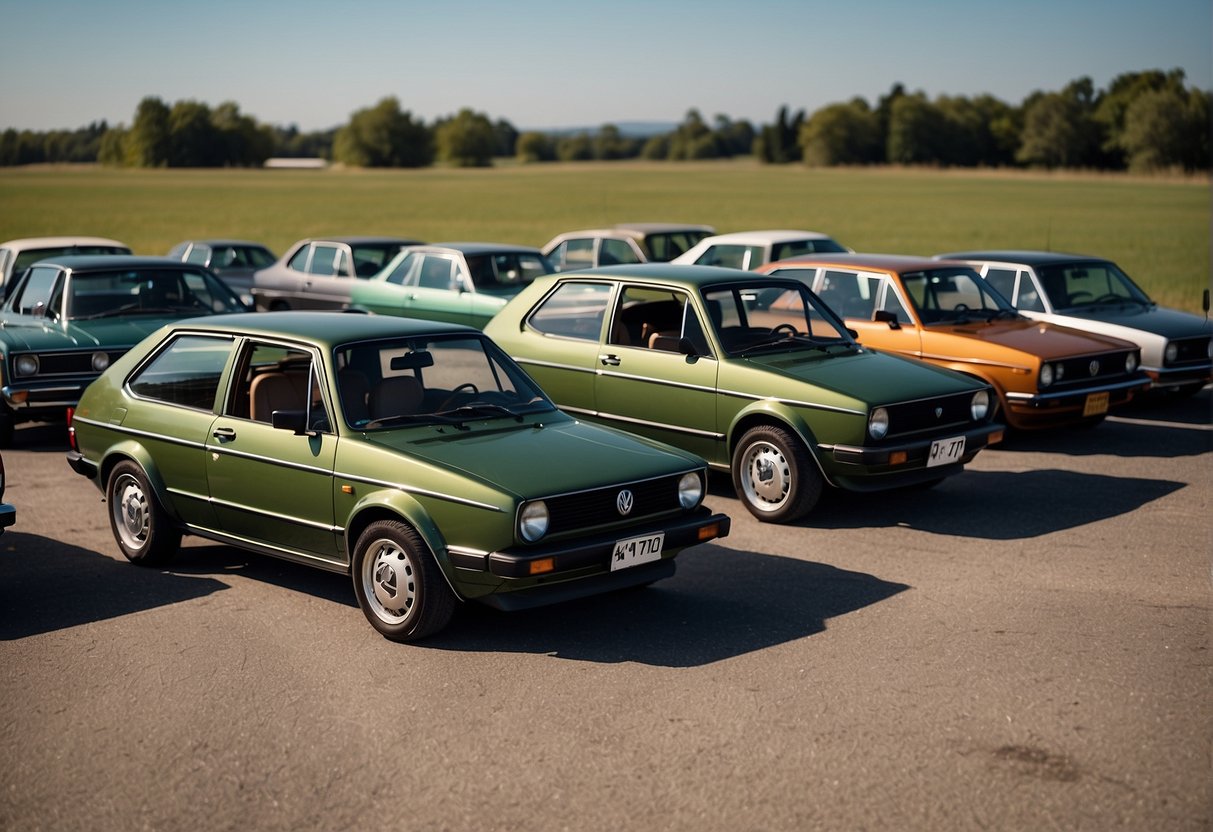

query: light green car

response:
[67,312,729,642]
[485,265,1006,523]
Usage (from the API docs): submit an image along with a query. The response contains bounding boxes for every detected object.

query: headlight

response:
[1125,352,1138,373]
[1039,363,1053,388]
[14,355,38,377]
[868,406,889,440]
[91,352,110,372]
[1164,343,1178,364]
[970,390,990,421]
[678,472,704,509]
[519,500,549,542]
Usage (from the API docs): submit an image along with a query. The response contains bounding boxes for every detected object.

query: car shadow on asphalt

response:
[0,532,230,640]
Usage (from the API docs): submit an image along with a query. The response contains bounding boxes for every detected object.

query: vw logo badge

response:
[934,407,943,418]
[616,489,634,516]
[1089,360,1100,377]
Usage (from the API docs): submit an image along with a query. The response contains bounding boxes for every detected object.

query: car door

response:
[593,285,720,460]
[293,243,354,310]
[205,339,341,565]
[398,253,475,324]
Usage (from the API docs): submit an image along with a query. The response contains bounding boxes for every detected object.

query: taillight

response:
[66,406,77,452]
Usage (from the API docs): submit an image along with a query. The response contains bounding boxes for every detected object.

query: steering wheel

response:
[952,303,970,313]
[771,323,799,337]
[438,382,479,410]
[1093,293,1123,304]
[1067,291,1093,304]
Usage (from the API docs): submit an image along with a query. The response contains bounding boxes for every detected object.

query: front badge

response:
[616,489,634,516]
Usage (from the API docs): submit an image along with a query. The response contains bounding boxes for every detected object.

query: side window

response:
[10,266,61,317]
[816,270,876,319]
[983,268,1017,303]
[599,238,640,266]
[877,282,912,322]
[287,246,310,271]
[228,342,322,427]
[416,256,455,290]
[185,245,211,266]
[550,239,594,271]
[1018,270,1045,312]
[307,245,340,275]
[609,286,698,351]
[128,334,232,410]
[384,253,418,286]
[526,281,611,341]
[696,244,743,269]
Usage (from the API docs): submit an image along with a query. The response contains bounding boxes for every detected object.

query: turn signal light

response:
[529,557,555,575]
[698,523,721,541]
[889,450,908,466]
[989,430,1005,445]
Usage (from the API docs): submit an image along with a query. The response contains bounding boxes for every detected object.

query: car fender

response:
[725,400,833,483]
[341,486,462,597]
[97,440,177,518]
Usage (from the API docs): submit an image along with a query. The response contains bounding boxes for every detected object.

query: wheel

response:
[106,460,181,565]
[352,520,456,642]
[731,424,822,523]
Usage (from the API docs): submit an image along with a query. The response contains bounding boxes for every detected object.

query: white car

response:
[0,236,130,296]
[939,250,1212,394]
[671,229,850,271]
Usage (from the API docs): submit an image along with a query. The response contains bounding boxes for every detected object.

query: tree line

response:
[1,69,1207,173]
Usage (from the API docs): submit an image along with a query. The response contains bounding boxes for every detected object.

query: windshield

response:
[901,268,1017,325]
[701,282,855,356]
[1037,261,1153,310]
[66,268,248,319]
[335,333,556,430]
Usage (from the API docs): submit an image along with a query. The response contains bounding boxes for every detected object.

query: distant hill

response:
[530,121,678,138]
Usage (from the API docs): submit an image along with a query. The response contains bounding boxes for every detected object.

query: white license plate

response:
[927,436,966,468]
[610,532,665,571]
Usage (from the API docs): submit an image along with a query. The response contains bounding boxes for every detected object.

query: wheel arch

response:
[98,441,175,516]
[726,403,832,485]
[343,490,461,597]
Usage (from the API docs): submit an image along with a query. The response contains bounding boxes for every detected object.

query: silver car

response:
[251,236,421,311]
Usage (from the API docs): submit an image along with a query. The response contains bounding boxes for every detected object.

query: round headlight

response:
[678,472,704,509]
[1125,352,1138,373]
[1164,343,1178,364]
[14,355,39,377]
[1054,363,1064,380]
[970,390,990,421]
[1039,363,1054,388]
[91,352,110,372]
[868,406,889,440]
[519,500,549,543]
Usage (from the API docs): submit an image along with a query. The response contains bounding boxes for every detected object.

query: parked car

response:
[66,312,730,641]
[251,236,421,311]
[936,250,1213,396]
[167,239,277,306]
[348,243,555,328]
[759,254,1150,430]
[0,255,248,446]
[0,452,14,534]
[0,236,131,297]
[484,265,1003,523]
[671,230,850,271]
[542,223,715,271]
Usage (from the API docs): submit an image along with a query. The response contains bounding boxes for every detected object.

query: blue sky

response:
[2,0,1209,132]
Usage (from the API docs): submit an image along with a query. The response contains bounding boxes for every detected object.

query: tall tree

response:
[333,97,432,167]
[798,99,880,166]
[124,96,171,167]
[434,108,496,167]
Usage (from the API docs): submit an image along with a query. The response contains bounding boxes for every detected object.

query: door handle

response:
[212,426,237,441]
[599,354,620,366]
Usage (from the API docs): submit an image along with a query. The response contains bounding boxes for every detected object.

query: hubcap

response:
[741,441,791,511]
[112,475,149,550]
[363,540,416,625]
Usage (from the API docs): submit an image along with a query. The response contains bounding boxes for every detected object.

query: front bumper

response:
[0,501,15,531]
[449,507,731,610]
[1004,375,1150,427]
[825,421,1004,468]
[1144,362,1212,391]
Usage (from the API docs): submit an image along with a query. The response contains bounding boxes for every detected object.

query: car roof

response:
[170,311,479,348]
[613,223,715,234]
[175,239,273,249]
[0,236,129,250]
[413,242,545,256]
[767,252,970,273]
[937,250,1108,267]
[22,255,206,272]
[541,262,808,290]
[293,236,422,246]
[698,230,838,245]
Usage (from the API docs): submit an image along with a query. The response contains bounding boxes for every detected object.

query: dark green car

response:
[67,312,729,642]
[485,265,1005,523]
[0,255,249,446]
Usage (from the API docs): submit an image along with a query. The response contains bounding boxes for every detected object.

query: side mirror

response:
[271,409,309,435]
[873,310,901,330]
[1203,288,1209,314]
[677,337,699,356]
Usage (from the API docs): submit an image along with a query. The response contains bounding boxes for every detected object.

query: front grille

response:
[1053,350,1133,389]
[885,391,980,440]
[14,349,127,377]
[1168,336,1211,366]
[545,474,685,535]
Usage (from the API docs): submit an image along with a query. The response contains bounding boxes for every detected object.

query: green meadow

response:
[1,161,1208,311]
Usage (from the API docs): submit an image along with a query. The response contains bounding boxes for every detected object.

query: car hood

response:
[365,414,701,498]
[0,315,181,351]
[925,317,1132,359]
[743,346,980,403]
[1056,304,1212,339]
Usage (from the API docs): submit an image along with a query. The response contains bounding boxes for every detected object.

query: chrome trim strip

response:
[447,544,491,557]
[207,496,340,532]
[335,473,505,512]
[71,416,208,450]
[596,369,718,394]
[585,410,724,440]
[1005,376,1147,403]
[207,444,333,476]
[515,357,596,375]
[181,524,348,572]
[916,352,1029,371]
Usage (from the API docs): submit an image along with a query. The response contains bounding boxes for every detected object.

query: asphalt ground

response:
[1,387,1209,831]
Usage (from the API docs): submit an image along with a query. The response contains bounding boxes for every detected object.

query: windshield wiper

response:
[76,303,140,319]
[438,403,525,422]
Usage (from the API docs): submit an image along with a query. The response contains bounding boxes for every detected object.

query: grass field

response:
[1,161,1209,311]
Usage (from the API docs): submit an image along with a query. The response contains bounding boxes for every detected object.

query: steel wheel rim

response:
[363,538,417,625]
[740,440,791,513]
[112,473,150,551]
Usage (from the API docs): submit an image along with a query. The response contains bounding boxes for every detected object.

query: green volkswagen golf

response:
[67,312,729,642]
[484,265,1006,523]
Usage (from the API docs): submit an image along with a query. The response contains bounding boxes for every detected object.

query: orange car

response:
[759,254,1150,430]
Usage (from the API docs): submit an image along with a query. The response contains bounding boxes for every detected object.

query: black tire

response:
[352,520,456,642]
[731,424,822,523]
[106,460,181,565]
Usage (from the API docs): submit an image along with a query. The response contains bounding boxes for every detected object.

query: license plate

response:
[610,532,665,571]
[927,436,966,468]
[1083,391,1109,417]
